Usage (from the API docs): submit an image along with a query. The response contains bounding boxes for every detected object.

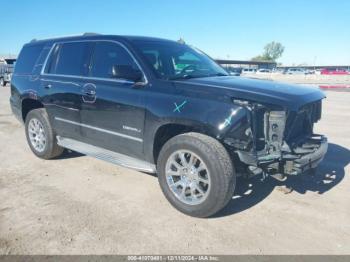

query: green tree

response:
[251,55,265,62]
[263,41,284,61]
[251,41,285,62]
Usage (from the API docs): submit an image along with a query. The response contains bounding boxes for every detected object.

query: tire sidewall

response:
[157,136,234,217]
[25,109,55,159]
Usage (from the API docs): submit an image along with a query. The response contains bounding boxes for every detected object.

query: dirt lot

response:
[0,84,349,255]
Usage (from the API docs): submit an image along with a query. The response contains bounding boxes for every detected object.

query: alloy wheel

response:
[165,150,211,205]
[28,118,47,152]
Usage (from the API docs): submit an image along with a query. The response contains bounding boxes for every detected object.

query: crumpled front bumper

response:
[234,135,328,177]
[283,136,328,175]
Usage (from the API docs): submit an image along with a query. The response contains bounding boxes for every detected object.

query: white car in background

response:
[241,68,257,74]
[256,68,272,74]
[285,68,307,75]
[314,69,322,75]
[272,68,285,74]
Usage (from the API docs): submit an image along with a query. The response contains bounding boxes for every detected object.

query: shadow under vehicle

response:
[215,143,349,218]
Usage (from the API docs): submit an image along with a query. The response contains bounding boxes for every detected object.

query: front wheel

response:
[157,132,236,218]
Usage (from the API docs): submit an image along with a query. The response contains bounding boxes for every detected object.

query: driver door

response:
[79,41,146,159]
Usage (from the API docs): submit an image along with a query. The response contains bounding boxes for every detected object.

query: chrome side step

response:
[56,136,156,173]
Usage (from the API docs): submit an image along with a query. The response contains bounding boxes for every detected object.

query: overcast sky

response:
[1,0,349,66]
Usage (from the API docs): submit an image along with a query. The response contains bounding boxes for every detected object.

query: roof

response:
[27,33,177,46]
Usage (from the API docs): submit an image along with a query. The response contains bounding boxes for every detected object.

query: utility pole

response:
[313,56,317,70]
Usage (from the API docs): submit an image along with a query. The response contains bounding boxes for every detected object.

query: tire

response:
[0,78,4,87]
[157,132,236,218]
[25,108,64,159]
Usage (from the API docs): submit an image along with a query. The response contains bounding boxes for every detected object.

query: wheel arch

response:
[21,98,45,122]
[152,121,219,164]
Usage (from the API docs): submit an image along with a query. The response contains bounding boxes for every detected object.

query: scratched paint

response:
[223,115,233,127]
[173,100,187,113]
[218,110,237,130]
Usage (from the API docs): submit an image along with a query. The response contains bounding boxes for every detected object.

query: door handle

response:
[84,90,96,96]
[82,83,97,103]
[44,84,52,89]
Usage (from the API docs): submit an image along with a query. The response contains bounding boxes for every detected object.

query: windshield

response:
[132,40,228,80]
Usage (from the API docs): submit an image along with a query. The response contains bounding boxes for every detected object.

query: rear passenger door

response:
[79,41,146,159]
[41,41,93,140]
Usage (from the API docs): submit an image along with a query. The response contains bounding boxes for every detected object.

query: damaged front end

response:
[223,98,328,179]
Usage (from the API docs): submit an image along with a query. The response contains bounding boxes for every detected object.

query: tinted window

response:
[15,44,44,74]
[53,42,91,76]
[90,42,139,79]
[32,46,51,75]
[44,45,59,74]
[132,40,227,80]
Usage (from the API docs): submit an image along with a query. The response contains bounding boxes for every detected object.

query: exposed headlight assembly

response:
[265,111,286,152]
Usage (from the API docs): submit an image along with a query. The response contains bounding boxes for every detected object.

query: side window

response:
[142,50,165,77]
[90,42,139,79]
[49,42,91,76]
[14,44,44,74]
[173,51,201,73]
[32,46,52,75]
[44,45,60,74]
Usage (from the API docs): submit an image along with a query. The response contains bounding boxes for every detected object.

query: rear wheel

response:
[25,108,64,159]
[157,132,236,218]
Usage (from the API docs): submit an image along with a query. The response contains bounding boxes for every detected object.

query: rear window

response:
[15,44,44,74]
[47,42,91,76]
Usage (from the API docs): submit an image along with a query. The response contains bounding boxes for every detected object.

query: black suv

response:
[10,34,327,217]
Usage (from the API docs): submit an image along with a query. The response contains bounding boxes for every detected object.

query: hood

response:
[177,76,326,111]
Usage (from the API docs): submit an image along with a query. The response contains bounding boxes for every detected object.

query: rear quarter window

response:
[31,46,52,75]
[14,44,45,75]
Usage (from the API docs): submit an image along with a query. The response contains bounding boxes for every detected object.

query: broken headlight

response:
[265,111,286,153]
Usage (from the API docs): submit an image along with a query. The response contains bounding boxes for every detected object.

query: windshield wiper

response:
[207,73,229,77]
[168,73,229,80]
[168,74,202,80]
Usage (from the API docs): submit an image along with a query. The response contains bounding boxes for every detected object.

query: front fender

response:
[143,91,250,163]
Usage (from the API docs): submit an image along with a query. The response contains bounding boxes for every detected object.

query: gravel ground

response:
[0,84,349,255]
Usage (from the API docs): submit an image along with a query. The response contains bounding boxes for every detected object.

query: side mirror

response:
[111,65,143,82]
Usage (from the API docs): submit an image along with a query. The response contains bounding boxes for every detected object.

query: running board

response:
[56,136,156,173]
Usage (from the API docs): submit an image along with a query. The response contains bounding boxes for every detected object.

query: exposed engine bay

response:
[224,99,328,179]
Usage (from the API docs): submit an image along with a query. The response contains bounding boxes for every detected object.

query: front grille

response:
[286,100,322,142]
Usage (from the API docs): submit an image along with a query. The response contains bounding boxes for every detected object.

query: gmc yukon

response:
[10,34,327,217]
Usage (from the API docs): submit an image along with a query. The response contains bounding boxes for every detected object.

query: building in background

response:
[216,59,277,70]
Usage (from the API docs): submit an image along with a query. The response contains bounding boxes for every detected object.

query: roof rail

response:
[29,33,101,43]
[83,32,100,36]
